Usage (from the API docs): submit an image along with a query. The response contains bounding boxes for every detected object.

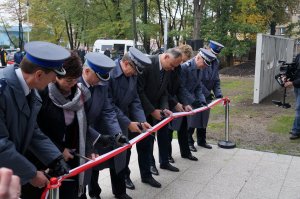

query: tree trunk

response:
[142,0,150,53]
[156,0,163,48]
[132,0,138,46]
[193,0,205,39]
[270,21,276,35]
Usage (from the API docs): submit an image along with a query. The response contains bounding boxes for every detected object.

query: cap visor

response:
[204,60,211,67]
[54,67,66,76]
[135,66,143,74]
[96,72,110,81]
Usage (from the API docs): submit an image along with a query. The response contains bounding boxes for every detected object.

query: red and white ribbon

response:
[41,98,226,199]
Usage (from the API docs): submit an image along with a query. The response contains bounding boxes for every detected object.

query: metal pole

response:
[225,101,229,141]
[218,99,236,149]
[48,178,60,199]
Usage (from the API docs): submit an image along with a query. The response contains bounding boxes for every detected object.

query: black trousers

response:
[188,127,206,145]
[124,132,153,179]
[178,117,193,156]
[88,165,126,197]
[168,129,173,157]
[149,125,170,166]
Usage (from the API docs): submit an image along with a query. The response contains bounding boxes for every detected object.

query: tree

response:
[256,0,298,35]
[0,0,27,49]
[193,0,206,40]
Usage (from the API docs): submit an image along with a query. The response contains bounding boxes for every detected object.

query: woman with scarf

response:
[37,51,93,199]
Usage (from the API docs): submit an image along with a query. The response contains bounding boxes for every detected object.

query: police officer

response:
[108,47,153,191]
[79,53,129,199]
[189,41,224,149]
[0,41,70,197]
[180,48,216,152]
[137,48,182,177]
[168,45,198,162]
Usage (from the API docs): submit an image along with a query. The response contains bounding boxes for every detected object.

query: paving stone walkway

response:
[90,142,300,199]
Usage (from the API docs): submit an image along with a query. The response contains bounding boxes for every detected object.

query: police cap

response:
[24,41,70,76]
[209,40,224,55]
[85,52,115,81]
[198,48,216,67]
[128,47,151,74]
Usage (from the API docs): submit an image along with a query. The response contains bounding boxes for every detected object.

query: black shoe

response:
[168,156,175,163]
[160,163,179,172]
[198,143,212,149]
[181,154,198,161]
[115,193,132,199]
[141,176,161,188]
[125,176,135,190]
[189,145,197,152]
[150,165,159,175]
[290,134,300,140]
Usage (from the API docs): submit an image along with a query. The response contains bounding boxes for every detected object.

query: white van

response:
[93,39,146,58]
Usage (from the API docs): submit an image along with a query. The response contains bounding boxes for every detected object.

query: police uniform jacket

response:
[201,59,222,99]
[79,77,123,172]
[137,55,170,122]
[180,58,206,128]
[109,60,146,134]
[0,66,61,184]
[198,58,223,128]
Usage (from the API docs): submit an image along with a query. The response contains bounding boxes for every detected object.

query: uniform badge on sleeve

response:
[0,79,7,95]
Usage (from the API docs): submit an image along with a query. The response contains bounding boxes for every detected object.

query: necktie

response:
[89,86,94,95]
[26,92,31,108]
[160,70,165,86]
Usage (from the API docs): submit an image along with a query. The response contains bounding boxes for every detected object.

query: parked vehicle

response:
[93,39,146,59]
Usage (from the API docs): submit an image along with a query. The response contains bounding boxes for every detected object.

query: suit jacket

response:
[167,66,186,131]
[0,66,61,184]
[137,55,170,118]
[109,60,146,134]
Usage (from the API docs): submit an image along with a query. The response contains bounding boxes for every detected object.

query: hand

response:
[98,135,115,147]
[49,156,70,177]
[215,94,223,99]
[141,122,152,130]
[62,148,74,161]
[161,109,172,117]
[115,133,129,145]
[0,168,21,199]
[184,105,193,112]
[175,103,185,112]
[151,109,162,120]
[284,81,293,88]
[30,171,49,188]
[88,153,99,160]
[128,122,142,133]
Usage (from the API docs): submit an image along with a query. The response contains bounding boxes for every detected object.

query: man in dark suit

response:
[137,48,182,178]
